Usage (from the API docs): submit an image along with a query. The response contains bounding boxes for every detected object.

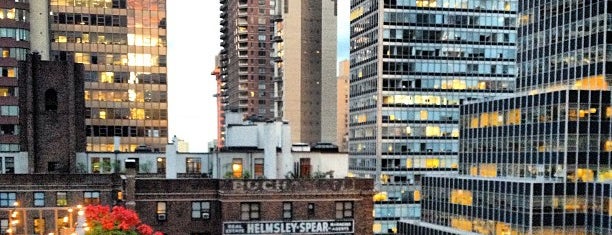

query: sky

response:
[167,1,350,152]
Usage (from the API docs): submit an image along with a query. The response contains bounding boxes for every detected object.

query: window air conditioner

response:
[202,212,210,220]
[157,213,167,221]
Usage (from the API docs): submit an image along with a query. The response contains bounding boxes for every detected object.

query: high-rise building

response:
[270,0,338,145]
[401,0,612,234]
[38,0,168,152]
[219,0,275,121]
[0,0,29,155]
[219,0,337,145]
[337,59,349,152]
[348,0,517,233]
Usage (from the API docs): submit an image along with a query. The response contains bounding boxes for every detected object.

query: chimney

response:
[124,159,137,210]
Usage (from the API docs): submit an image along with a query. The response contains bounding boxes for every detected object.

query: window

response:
[0,157,14,173]
[56,192,68,206]
[0,219,7,234]
[156,202,167,220]
[282,202,292,219]
[0,192,16,207]
[84,191,100,205]
[157,157,166,174]
[450,189,473,206]
[300,158,311,178]
[335,201,353,219]
[254,158,264,178]
[240,203,260,221]
[0,106,18,116]
[232,158,243,178]
[34,192,45,207]
[308,203,315,216]
[186,158,201,173]
[191,201,210,220]
[44,89,58,111]
[34,218,45,234]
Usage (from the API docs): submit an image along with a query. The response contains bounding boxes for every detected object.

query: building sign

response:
[223,220,354,234]
[228,179,356,192]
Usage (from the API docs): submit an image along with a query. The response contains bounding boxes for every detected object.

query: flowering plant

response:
[84,205,163,235]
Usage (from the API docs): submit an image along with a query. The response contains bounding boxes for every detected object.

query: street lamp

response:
[75,207,87,235]
[8,201,19,235]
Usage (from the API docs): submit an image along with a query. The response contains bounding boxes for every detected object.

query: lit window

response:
[84,191,100,205]
[479,164,497,177]
[425,158,439,168]
[450,189,473,206]
[56,192,68,206]
[156,202,166,215]
[186,158,201,173]
[232,158,243,178]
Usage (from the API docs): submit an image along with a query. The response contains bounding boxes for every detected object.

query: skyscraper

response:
[402,0,612,234]
[271,0,338,145]
[40,0,168,152]
[348,0,517,233]
[0,0,29,171]
[220,0,275,121]
[338,59,350,152]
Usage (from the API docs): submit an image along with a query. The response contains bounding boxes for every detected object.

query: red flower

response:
[137,224,154,235]
[84,205,163,235]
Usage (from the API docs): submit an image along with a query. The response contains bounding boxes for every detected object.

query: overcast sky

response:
[167,1,350,152]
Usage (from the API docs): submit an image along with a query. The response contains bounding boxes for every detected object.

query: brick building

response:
[19,53,85,173]
[136,178,374,235]
[0,173,373,235]
[0,174,122,235]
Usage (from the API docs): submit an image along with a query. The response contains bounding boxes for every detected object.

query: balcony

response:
[220,19,227,26]
[272,57,283,63]
[220,26,227,33]
[272,36,283,43]
[237,19,248,26]
[270,15,283,22]
[220,33,226,40]
[220,11,227,18]
[220,3,227,10]
[220,0,226,3]
[273,76,283,82]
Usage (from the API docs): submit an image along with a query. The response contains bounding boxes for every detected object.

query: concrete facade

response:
[271,0,338,145]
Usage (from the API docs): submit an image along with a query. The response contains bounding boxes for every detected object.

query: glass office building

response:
[401,0,612,234]
[45,0,168,152]
[348,0,517,233]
